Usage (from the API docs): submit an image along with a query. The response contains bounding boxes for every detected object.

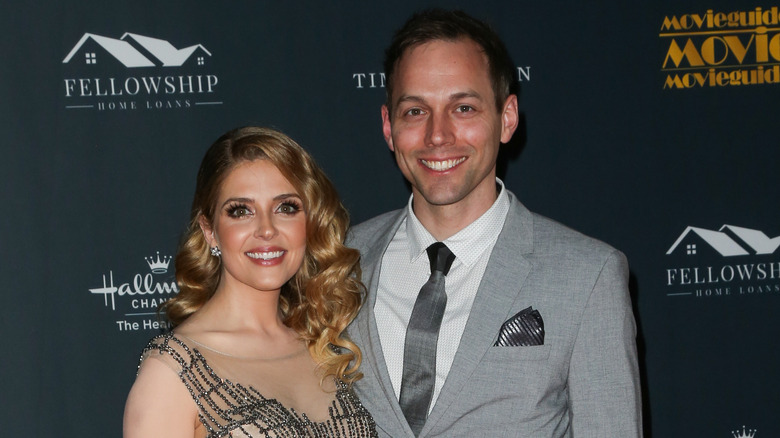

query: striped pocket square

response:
[494,306,545,346]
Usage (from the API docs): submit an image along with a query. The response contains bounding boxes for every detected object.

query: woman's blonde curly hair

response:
[162,126,365,384]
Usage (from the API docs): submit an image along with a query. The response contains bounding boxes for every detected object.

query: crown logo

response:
[732,425,757,438]
[145,251,172,274]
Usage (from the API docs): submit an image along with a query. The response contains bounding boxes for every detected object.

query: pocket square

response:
[494,306,545,346]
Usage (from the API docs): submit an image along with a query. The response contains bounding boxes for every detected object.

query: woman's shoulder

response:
[125,334,200,438]
[138,332,196,374]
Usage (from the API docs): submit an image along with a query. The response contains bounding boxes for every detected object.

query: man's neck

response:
[412,184,499,241]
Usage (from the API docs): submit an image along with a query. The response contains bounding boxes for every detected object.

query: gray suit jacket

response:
[346,192,642,437]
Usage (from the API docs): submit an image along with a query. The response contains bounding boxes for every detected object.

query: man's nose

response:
[426,112,455,147]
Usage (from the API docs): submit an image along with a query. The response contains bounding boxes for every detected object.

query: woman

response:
[124,127,377,437]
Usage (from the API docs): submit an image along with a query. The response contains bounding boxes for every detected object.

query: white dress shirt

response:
[374,179,510,412]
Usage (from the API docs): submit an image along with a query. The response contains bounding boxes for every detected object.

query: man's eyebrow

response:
[396,95,426,106]
[450,91,483,101]
[395,91,484,107]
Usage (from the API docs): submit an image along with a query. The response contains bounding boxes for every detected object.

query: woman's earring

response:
[210,246,221,257]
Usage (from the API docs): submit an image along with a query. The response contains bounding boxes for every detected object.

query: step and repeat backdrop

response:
[1,1,777,436]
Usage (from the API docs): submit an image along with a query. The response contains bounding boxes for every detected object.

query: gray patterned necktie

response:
[399,242,455,436]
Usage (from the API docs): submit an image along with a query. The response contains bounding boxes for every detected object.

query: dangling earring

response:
[210,246,221,257]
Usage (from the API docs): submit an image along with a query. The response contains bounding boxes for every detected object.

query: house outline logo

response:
[667,225,780,257]
[61,31,221,111]
[63,32,211,68]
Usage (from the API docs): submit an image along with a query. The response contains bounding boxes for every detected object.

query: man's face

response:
[382,38,518,215]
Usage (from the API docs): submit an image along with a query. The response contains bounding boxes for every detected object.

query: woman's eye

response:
[227,205,252,218]
[277,202,301,215]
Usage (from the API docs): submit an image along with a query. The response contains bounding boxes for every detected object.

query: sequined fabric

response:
[139,333,378,437]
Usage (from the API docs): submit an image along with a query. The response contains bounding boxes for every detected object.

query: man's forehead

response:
[398,37,487,65]
[390,38,492,100]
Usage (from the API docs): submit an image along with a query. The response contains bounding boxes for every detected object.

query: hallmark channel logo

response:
[89,251,177,331]
[62,32,221,111]
[665,224,780,298]
[660,6,780,89]
[733,425,757,438]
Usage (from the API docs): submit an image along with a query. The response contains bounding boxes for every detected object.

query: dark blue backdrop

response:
[1,1,777,436]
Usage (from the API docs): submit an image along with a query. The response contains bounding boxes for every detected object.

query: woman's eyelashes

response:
[226,202,253,218]
[276,200,302,215]
[224,199,302,219]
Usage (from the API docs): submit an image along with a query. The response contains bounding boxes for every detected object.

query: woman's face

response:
[202,159,307,295]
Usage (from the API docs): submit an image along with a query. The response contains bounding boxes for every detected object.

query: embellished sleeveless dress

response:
[139,333,377,437]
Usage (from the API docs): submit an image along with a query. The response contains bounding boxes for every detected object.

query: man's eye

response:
[405,108,424,116]
[456,105,474,113]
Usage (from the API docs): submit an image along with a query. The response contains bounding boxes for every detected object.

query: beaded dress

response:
[139,333,378,438]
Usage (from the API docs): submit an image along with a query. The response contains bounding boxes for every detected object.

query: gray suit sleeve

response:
[567,250,642,437]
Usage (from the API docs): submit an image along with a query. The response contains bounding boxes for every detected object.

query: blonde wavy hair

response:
[162,126,365,384]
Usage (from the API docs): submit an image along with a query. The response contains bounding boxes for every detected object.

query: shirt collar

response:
[404,178,511,267]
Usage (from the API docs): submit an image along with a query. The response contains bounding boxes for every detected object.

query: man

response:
[347,9,642,437]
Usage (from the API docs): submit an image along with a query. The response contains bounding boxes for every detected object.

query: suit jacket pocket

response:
[484,344,552,362]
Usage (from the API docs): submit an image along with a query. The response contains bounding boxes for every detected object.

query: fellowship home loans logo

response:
[89,251,178,331]
[660,6,780,89]
[62,32,221,111]
[665,224,780,298]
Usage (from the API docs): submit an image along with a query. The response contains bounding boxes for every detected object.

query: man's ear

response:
[381,105,395,152]
[199,215,217,247]
[500,94,519,144]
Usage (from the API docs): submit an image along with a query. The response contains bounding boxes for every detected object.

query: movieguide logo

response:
[62,32,221,111]
[665,224,780,298]
[660,6,780,89]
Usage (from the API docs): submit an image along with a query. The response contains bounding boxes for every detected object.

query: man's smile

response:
[420,157,466,171]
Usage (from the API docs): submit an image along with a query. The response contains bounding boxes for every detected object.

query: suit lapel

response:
[421,194,535,436]
[352,210,414,436]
